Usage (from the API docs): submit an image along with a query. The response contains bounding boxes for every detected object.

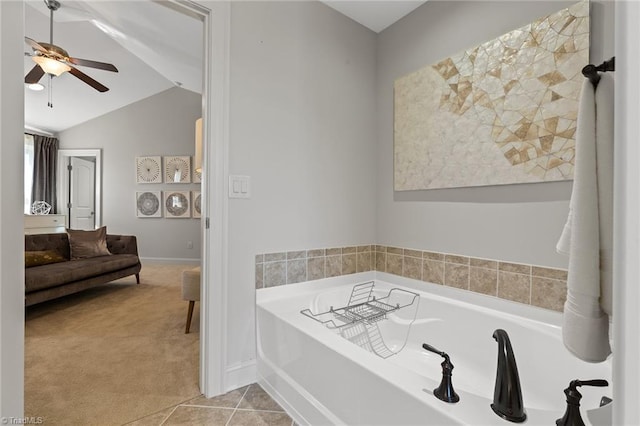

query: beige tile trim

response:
[256,245,373,288]
[256,244,567,312]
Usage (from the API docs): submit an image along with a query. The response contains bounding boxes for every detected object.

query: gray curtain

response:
[31,135,59,212]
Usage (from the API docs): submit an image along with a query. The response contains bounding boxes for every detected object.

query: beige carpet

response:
[25,263,201,426]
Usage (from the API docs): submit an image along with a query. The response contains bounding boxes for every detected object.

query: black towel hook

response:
[582,57,615,88]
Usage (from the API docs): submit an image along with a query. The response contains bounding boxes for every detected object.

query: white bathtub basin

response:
[256,272,612,425]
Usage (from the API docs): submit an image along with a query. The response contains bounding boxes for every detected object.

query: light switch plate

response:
[229,175,251,198]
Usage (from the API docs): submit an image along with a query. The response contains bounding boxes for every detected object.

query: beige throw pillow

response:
[67,226,112,259]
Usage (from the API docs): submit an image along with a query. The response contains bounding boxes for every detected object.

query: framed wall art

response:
[163,191,191,218]
[135,156,162,184]
[164,156,191,183]
[136,191,162,218]
[192,191,201,218]
[394,1,589,190]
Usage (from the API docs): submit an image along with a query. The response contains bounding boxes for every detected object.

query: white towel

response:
[556,73,614,363]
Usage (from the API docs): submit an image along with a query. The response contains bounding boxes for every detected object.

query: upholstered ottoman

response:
[181,267,200,333]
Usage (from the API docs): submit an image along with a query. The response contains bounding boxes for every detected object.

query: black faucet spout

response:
[491,329,526,423]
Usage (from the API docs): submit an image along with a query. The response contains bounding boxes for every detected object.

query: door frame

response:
[612,1,640,423]
[57,149,102,229]
[0,0,230,417]
[0,1,26,416]
[176,0,230,397]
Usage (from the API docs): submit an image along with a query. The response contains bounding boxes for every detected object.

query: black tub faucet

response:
[422,343,459,403]
[556,379,609,426]
[491,329,526,423]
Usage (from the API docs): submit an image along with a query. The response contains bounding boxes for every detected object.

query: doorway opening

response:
[19,0,226,422]
[57,148,101,230]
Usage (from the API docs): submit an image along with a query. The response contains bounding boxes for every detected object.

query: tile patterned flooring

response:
[126,383,294,426]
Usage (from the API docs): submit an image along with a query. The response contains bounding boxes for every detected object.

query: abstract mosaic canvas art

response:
[394,1,589,190]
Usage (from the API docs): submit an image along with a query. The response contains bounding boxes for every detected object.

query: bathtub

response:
[256,271,612,425]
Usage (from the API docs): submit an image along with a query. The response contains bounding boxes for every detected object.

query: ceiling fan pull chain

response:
[48,75,53,108]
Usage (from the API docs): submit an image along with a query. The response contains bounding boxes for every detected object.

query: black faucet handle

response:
[422,343,449,361]
[422,343,459,403]
[566,380,609,399]
[556,379,609,426]
[565,379,609,401]
[571,379,609,389]
[422,343,443,355]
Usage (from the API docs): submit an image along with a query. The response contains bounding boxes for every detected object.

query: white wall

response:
[376,1,615,269]
[0,1,25,418]
[226,1,377,370]
[59,87,202,261]
[613,2,640,422]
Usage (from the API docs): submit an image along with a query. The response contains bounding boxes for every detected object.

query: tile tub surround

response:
[256,245,567,312]
[376,246,567,312]
[255,246,373,289]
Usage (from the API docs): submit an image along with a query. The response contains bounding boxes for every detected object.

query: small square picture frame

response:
[164,156,191,184]
[163,191,191,218]
[192,191,201,218]
[136,191,162,218]
[135,156,162,184]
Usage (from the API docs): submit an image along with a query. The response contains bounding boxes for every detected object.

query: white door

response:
[69,157,95,230]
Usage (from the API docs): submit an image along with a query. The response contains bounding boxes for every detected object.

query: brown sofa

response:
[25,233,141,306]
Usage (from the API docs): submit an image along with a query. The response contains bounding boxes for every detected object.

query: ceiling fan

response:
[24,0,118,101]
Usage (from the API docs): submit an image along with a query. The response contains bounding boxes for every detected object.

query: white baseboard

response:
[225,360,256,392]
[140,257,201,265]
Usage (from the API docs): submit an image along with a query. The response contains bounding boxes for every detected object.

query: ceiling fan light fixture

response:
[33,56,70,76]
[27,83,45,91]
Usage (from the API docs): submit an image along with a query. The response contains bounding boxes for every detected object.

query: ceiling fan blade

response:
[68,66,109,92]
[25,64,45,84]
[24,37,48,53]
[67,57,118,73]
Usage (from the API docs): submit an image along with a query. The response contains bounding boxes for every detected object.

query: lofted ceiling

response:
[320,1,426,33]
[24,0,426,134]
